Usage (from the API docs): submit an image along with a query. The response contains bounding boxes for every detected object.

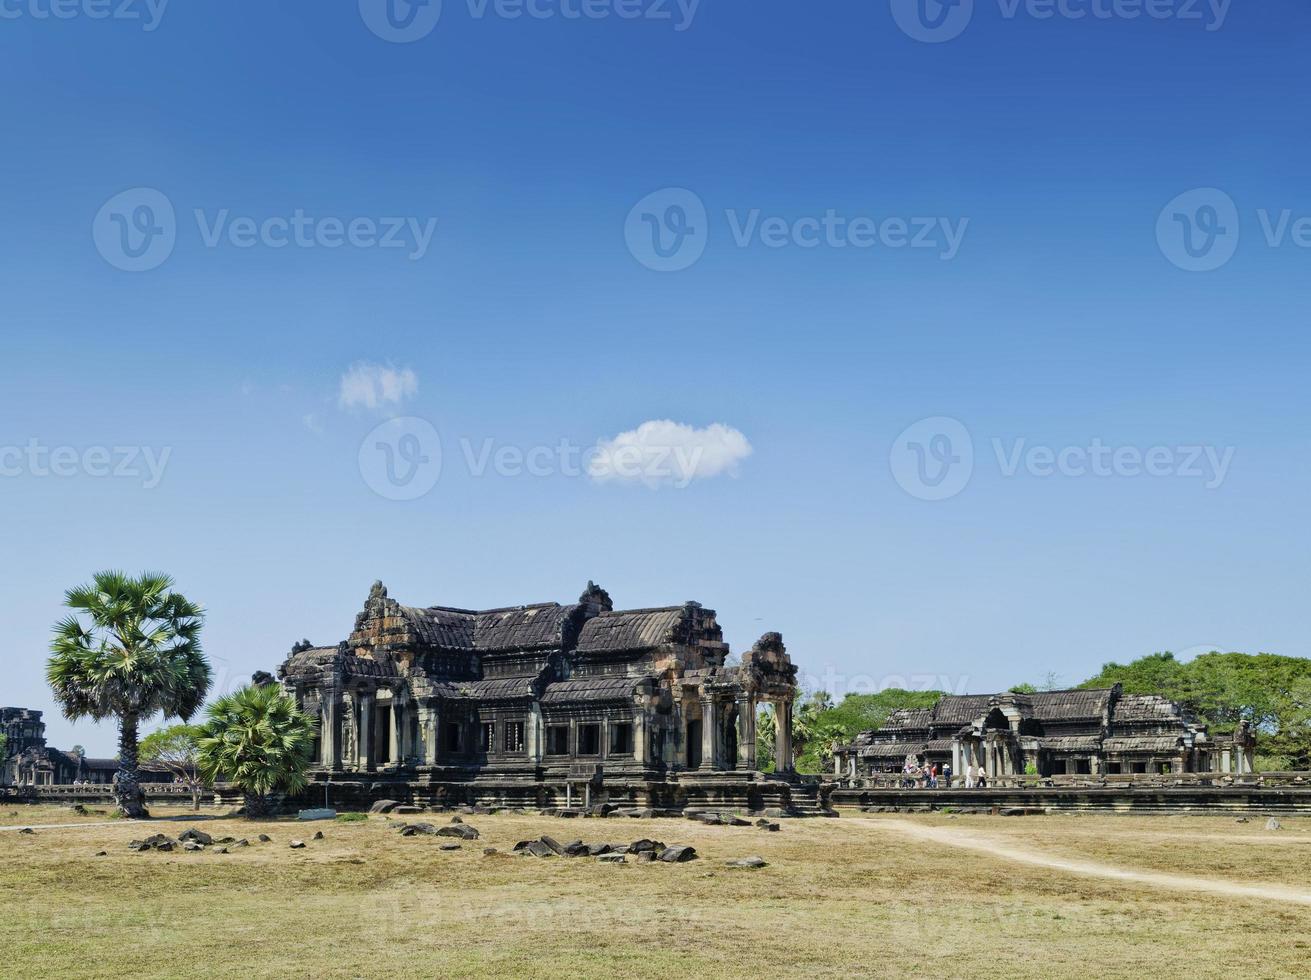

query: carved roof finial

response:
[580,580,613,613]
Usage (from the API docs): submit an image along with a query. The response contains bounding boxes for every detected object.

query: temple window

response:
[480,722,495,753]
[1107,762,1122,774]
[546,726,570,756]
[578,724,601,756]
[609,723,634,755]
[1131,762,1148,774]
[1075,759,1091,775]
[443,722,463,753]
[505,721,525,753]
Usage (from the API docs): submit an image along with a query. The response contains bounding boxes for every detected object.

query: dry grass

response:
[2,805,1310,979]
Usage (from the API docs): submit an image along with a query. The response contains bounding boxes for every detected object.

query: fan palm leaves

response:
[47,570,210,817]
[197,683,316,818]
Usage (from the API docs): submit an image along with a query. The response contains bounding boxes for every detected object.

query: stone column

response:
[388,700,401,765]
[775,699,794,774]
[700,696,718,771]
[736,696,753,771]
[527,704,543,764]
[1221,748,1232,773]
[341,692,358,771]
[417,705,438,765]
[745,698,757,770]
[359,692,375,771]
[633,710,647,766]
[320,695,338,769]
[951,741,962,786]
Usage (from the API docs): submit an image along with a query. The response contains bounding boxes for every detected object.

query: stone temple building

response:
[834,685,1258,782]
[1,707,118,787]
[275,581,821,812]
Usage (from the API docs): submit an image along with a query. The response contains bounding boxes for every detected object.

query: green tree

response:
[47,571,209,818]
[1079,650,1311,769]
[140,724,205,811]
[197,683,316,818]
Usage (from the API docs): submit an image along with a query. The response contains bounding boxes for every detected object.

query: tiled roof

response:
[930,695,992,726]
[575,608,686,654]
[397,603,578,652]
[540,675,643,704]
[434,677,537,701]
[860,742,920,759]
[1113,694,1184,722]
[1037,736,1103,752]
[1103,735,1184,753]
[884,708,933,729]
[1023,689,1113,722]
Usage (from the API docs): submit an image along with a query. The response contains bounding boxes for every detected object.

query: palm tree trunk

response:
[115,714,149,819]
[244,790,269,818]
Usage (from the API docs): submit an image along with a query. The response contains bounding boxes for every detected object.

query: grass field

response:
[3,805,1309,979]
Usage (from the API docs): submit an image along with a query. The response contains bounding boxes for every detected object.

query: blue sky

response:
[3,1,1309,754]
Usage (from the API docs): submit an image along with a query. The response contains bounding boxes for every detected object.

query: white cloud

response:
[588,420,753,489]
[338,362,418,413]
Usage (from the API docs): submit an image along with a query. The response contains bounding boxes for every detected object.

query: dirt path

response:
[854,817,1311,906]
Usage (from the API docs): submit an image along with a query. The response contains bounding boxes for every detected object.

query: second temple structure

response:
[275,581,826,813]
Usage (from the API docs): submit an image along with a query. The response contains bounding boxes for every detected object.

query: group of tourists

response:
[896,761,990,789]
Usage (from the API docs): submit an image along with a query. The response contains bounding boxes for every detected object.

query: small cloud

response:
[302,413,324,434]
[588,420,753,489]
[338,362,418,413]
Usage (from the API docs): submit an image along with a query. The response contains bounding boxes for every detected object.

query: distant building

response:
[1,707,82,786]
[275,580,814,812]
[834,686,1257,781]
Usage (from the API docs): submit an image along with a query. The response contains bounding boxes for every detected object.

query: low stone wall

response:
[832,784,1311,815]
[5,783,214,806]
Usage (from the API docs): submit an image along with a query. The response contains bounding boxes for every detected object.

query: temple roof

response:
[540,675,644,703]
[575,607,688,654]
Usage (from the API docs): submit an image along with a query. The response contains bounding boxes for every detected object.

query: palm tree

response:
[197,683,316,818]
[48,571,209,818]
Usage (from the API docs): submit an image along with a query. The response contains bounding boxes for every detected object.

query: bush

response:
[336,812,368,823]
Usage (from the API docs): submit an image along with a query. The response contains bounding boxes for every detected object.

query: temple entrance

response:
[722,707,738,768]
[686,720,702,770]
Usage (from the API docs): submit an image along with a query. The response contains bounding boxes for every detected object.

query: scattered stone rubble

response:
[510,834,698,864]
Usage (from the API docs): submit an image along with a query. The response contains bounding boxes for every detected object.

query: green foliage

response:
[0,732,7,759]
[1008,683,1037,694]
[46,570,210,816]
[197,683,316,807]
[1080,650,1311,768]
[336,812,368,823]
[47,570,210,724]
[793,689,945,774]
[140,724,203,768]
